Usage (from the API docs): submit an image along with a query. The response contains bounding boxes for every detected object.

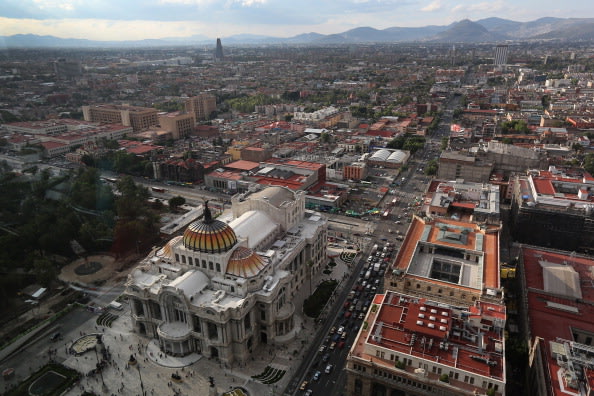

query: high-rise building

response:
[185,94,217,121]
[214,38,224,61]
[493,44,508,66]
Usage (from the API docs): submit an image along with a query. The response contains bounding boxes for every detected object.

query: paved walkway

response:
[37,232,373,396]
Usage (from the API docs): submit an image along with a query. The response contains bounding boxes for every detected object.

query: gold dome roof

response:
[226,247,266,278]
[183,202,237,254]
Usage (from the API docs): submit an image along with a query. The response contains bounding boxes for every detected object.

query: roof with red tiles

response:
[522,246,594,396]
[351,291,505,384]
[224,160,260,171]
[393,216,500,290]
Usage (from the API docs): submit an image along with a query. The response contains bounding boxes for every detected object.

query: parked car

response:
[325,364,334,374]
[313,371,321,381]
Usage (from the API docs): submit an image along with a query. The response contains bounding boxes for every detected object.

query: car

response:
[329,326,336,334]
[337,326,345,335]
[322,353,330,362]
[358,312,365,320]
[300,381,309,390]
[50,332,61,342]
[305,390,313,396]
[341,332,347,340]
[319,345,327,353]
[344,311,352,319]
[325,364,334,374]
[343,301,351,308]
[337,341,346,349]
[329,342,336,350]
[313,371,321,381]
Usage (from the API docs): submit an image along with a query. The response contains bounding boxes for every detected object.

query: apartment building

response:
[158,111,195,140]
[82,104,159,132]
[185,94,216,121]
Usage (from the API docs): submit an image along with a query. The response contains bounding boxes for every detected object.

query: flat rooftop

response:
[522,246,594,396]
[350,291,505,388]
[393,217,500,290]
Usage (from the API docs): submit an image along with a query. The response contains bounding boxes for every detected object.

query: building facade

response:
[158,112,195,140]
[437,152,494,183]
[511,167,594,254]
[124,186,327,365]
[185,94,217,122]
[346,290,506,396]
[82,104,159,132]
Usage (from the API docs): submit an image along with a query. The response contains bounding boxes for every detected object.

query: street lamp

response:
[93,343,108,392]
[136,362,147,396]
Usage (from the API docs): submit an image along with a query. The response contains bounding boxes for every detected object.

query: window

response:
[209,261,214,270]
[202,260,206,268]
[175,253,179,262]
[181,255,186,264]
[188,257,193,265]
[216,263,221,272]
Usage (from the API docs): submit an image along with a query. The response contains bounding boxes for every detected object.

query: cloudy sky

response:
[0,0,591,41]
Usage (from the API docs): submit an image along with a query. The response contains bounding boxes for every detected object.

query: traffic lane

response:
[288,244,370,395]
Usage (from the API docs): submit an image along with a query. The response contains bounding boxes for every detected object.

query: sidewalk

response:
[58,243,366,396]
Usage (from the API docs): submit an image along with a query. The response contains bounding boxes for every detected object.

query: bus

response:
[151,186,166,193]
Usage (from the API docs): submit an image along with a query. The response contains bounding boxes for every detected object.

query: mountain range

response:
[2,17,594,48]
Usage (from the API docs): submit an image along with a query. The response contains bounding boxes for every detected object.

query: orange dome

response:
[226,247,266,278]
[183,202,237,253]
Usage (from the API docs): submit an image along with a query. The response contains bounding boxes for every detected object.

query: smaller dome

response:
[157,236,182,259]
[226,247,267,278]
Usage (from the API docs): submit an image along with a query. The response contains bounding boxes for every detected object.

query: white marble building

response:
[124,186,328,365]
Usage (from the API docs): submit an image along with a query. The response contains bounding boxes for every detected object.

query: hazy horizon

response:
[1,0,593,42]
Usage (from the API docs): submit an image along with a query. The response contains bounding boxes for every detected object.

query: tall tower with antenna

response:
[214,38,224,61]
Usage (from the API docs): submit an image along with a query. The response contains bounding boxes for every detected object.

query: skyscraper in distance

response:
[214,38,224,61]
[494,44,508,66]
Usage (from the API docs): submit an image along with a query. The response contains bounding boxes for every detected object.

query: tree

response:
[168,196,186,211]
[425,160,438,176]
[571,143,583,154]
[33,256,57,287]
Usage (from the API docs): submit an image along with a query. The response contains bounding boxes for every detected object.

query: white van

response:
[109,301,123,310]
